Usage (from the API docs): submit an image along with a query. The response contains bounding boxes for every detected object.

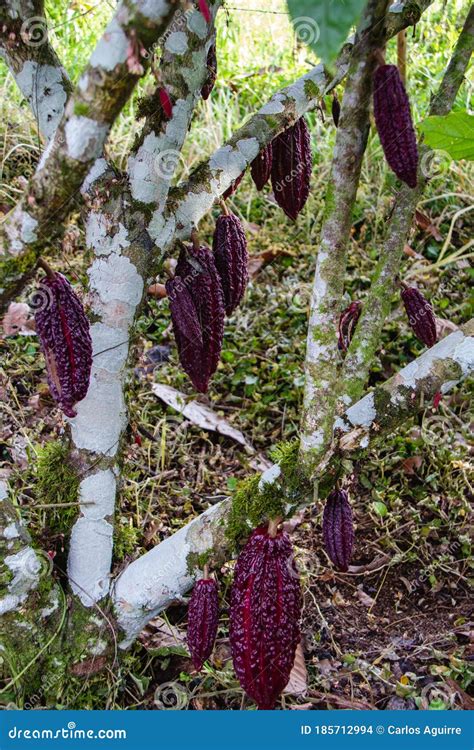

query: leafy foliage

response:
[419,111,474,160]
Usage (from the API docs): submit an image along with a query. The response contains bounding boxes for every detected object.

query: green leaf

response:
[372,500,387,517]
[287,0,366,63]
[419,111,474,161]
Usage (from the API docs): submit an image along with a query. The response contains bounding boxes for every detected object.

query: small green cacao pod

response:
[212,213,248,315]
[401,286,437,347]
[229,524,302,710]
[187,578,219,671]
[250,143,273,191]
[271,117,312,220]
[373,64,418,188]
[338,301,362,352]
[34,272,92,417]
[322,489,354,572]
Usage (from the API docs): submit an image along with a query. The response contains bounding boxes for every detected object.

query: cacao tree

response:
[0,0,473,710]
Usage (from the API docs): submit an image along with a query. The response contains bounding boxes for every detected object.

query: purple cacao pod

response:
[373,64,418,188]
[166,276,204,390]
[34,272,92,418]
[222,171,244,200]
[338,301,362,352]
[171,244,225,392]
[187,578,219,671]
[250,143,273,191]
[229,525,302,710]
[201,43,217,100]
[212,213,248,315]
[331,95,341,127]
[322,489,354,572]
[271,117,312,221]
[401,286,437,347]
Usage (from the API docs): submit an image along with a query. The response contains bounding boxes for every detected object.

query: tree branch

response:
[298,0,390,480]
[0,0,178,311]
[67,2,221,606]
[338,3,474,407]
[112,320,474,645]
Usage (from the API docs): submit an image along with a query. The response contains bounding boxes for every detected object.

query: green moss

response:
[74,102,90,117]
[304,79,320,101]
[186,549,213,574]
[113,522,141,562]
[36,441,79,533]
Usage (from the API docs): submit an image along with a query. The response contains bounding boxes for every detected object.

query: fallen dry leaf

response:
[402,455,423,475]
[415,209,442,241]
[2,302,36,336]
[140,616,187,653]
[284,642,308,696]
[248,247,293,278]
[148,283,167,299]
[151,383,270,471]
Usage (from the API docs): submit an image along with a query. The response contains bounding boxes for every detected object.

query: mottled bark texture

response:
[338,3,474,407]
[299,0,390,480]
[0,0,178,309]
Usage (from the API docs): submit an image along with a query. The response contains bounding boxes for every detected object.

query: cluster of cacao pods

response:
[187,519,302,710]
[373,62,418,188]
[34,271,92,417]
[167,210,248,392]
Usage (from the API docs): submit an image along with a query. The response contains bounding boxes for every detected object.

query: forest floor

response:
[0,0,473,711]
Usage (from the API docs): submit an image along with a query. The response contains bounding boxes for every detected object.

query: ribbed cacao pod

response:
[34,272,92,417]
[187,578,219,671]
[322,489,354,572]
[338,300,362,352]
[271,117,312,220]
[165,276,204,390]
[169,244,225,392]
[212,213,248,315]
[201,43,217,100]
[222,171,244,200]
[229,525,302,710]
[373,64,418,188]
[250,143,273,191]
[331,95,341,127]
[401,286,437,347]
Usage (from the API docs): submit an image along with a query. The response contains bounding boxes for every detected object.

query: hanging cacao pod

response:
[187,578,219,671]
[229,524,302,710]
[338,300,362,352]
[198,0,211,23]
[222,171,245,200]
[212,212,248,315]
[201,43,217,100]
[331,95,341,127]
[250,143,273,191]
[373,64,418,188]
[158,86,173,119]
[401,285,437,347]
[271,117,312,220]
[34,272,92,417]
[165,276,205,390]
[170,243,225,392]
[322,489,354,572]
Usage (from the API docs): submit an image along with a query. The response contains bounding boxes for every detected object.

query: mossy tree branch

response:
[0,0,179,311]
[338,3,474,408]
[298,0,390,480]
